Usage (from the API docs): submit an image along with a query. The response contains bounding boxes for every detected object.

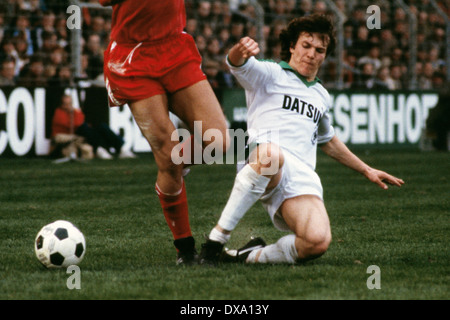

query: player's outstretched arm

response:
[98,0,126,6]
[320,136,404,189]
[228,37,260,67]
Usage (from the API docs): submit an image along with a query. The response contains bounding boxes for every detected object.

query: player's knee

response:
[297,230,331,258]
[150,135,183,173]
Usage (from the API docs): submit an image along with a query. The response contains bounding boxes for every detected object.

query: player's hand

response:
[237,37,260,59]
[364,167,404,190]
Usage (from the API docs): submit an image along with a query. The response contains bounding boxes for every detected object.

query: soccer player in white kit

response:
[199,15,404,265]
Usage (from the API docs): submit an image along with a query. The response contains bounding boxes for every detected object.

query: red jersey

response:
[52,108,85,136]
[99,0,186,44]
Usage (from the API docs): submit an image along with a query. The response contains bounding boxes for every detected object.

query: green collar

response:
[279,61,321,87]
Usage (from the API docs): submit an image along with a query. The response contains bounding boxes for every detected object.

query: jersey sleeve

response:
[317,93,335,144]
[226,56,277,91]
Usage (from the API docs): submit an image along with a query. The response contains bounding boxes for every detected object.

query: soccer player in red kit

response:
[99,0,229,264]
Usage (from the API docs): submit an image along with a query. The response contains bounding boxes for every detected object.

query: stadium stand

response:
[0,0,448,90]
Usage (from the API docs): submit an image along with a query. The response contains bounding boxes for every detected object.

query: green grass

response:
[0,150,448,300]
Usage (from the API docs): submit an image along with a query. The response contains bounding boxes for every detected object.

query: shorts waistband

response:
[110,32,188,47]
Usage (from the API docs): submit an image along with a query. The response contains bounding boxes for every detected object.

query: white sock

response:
[217,164,270,231]
[208,227,230,244]
[247,234,298,264]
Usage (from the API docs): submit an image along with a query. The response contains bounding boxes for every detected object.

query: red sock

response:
[155,180,192,241]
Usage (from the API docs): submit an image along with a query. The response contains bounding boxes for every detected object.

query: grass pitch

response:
[0,149,448,300]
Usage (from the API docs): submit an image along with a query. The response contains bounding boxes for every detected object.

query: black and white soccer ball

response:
[35,220,86,268]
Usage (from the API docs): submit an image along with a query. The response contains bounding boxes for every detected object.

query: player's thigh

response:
[280,195,331,245]
[128,94,178,161]
[170,80,228,139]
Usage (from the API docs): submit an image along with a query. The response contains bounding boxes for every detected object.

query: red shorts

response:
[103,32,206,107]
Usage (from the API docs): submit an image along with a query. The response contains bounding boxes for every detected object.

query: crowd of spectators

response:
[0,0,448,91]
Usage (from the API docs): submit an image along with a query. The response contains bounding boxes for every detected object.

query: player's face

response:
[289,32,328,81]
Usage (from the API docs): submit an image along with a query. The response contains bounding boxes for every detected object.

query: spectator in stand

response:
[48,64,74,88]
[2,0,447,92]
[343,51,357,89]
[209,0,225,31]
[89,15,107,39]
[269,0,291,23]
[229,18,245,44]
[52,94,136,160]
[200,22,214,39]
[185,18,198,36]
[0,37,19,74]
[379,29,397,57]
[17,53,46,87]
[219,58,237,89]
[36,30,58,61]
[9,11,34,56]
[195,1,212,27]
[418,62,434,89]
[389,64,404,90]
[334,0,346,13]
[0,56,16,86]
[390,47,406,69]
[357,44,382,72]
[204,37,223,63]
[194,34,207,56]
[217,27,231,49]
[47,45,66,69]
[268,39,282,62]
[431,71,446,90]
[352,62,376,90]
[352,25,371,59]
[12,33,30,73]
[313,1,328,15]
[84,33,104,80]
[298,0,313,16]
[33,10,56,50]
[375,66,395,90]
[54,15,69,49]
[342,22,354,51]
[346,5,368,29]
[203,59,223,90]
[393,21,409,51]
[428,46,446,72]
[417,46,428,65]
[220,1,233,29]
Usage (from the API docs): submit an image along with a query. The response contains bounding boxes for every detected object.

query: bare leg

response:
[171,80,229,153]
[279,195,332,261]
[129,94,183,193]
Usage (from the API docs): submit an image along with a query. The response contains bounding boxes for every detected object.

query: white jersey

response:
[227,56,335,170]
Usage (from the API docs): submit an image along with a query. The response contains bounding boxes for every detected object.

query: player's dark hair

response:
[280,14,336,62]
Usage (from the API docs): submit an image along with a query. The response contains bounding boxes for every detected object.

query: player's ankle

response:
[208,227,230,244]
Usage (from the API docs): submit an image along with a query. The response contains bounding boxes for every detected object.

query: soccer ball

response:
[35,220,86,268]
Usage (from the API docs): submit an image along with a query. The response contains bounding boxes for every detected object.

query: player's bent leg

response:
[199,144,285,265]
[170,80,230,158]
[216,143,284,234]
[245,196,331,264]
[280,195,332,261]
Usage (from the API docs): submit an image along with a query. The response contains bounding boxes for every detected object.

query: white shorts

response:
[259,150,323,231]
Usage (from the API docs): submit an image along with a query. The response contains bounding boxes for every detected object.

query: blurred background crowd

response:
[0,0,448,91]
